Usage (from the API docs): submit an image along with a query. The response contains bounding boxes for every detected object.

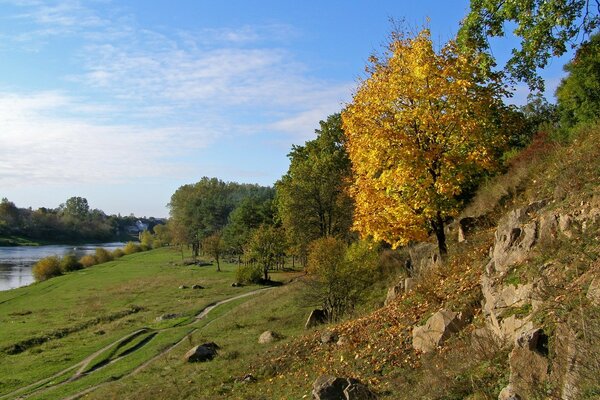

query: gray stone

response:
[320,330,338,344]
[156,313,178,322]
[312,375,376,400]
[306,309,327,329]
[408,242,441,274]
[384,283,404,305]
[587,278,600,305]
[498,385,521,400]
[258,330,281,344]
[412,309,466,353]
[184,342,219,362]
[312,376,349,400]
[344,382,377,399]
[404,278,416,293]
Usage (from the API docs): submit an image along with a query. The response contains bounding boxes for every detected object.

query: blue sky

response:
[0,1,574,218]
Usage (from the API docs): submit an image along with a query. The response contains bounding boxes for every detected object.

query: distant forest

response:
[0,196,164,244]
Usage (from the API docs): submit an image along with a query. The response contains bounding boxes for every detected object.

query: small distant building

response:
[126,220,149,234]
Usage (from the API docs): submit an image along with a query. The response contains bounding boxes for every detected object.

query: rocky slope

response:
[238,126,600,399]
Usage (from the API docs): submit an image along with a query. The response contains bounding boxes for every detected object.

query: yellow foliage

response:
[342,29,508,249]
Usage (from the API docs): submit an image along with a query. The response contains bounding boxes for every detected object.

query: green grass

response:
[0,247,306,399]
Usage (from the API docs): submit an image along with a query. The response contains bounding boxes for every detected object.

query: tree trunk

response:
[432,212,448,259]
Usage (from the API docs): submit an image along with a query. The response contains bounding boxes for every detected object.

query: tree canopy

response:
[168,177,274,258]
[556,31,600,128]
[275,113,354,254]
[459,0,600,90]
[342,29,508,255]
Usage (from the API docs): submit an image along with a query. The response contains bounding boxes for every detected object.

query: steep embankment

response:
[229,126,600,399]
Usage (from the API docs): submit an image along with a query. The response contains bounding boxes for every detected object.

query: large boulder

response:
[312,375,376,400]
[306,309,327,329]
[412,309,467,353]
[258,330,281,344]
[184,342,219,362]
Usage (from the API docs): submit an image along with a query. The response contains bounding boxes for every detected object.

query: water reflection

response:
[0,243,125,291]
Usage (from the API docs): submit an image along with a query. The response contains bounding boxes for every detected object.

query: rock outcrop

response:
[408,242,441,275]
[499,328,549,399]
[412,309,468,353]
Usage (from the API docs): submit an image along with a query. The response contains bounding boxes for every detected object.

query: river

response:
[0,243,126,291]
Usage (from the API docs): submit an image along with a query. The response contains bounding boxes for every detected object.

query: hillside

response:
[220,125,598,399]
[0,125,598,400]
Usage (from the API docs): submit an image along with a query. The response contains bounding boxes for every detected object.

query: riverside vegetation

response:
[2,1,600,398]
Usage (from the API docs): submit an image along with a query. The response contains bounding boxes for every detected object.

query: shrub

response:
[79,254,98,268]
[94,248,113,264]
[306,237,380,322]
[60,254,82,272]
[112,248,125,258]
[235,264,262,284]
[140,230,153,250]
[32,256,62,281]
[123,241,141,255]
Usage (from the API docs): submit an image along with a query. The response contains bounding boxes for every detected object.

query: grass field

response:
[0,247,310,399]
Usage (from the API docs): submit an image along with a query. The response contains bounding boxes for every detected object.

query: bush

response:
[235,264,262,284]
[60,254,82,272]
[112,248,125,258]
[32,256,62,281]
[123,241,141,255]
[94,248,113,264]
[79,254,98,268]
[307,237,380,322]
[140,230,153,250]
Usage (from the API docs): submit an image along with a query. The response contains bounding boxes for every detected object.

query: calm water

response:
[0,243,125,291]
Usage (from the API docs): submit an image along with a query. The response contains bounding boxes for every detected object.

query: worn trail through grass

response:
[3,287,274,400]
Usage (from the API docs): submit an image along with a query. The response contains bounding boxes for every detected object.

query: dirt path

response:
[2,287,274,400]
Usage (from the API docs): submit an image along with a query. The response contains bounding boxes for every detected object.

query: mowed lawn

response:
[0,247,308,399]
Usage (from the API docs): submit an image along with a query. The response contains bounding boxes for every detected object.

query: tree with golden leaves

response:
[342,29,508,256]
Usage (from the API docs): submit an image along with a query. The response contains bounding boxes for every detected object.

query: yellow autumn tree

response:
[342,28,508,256]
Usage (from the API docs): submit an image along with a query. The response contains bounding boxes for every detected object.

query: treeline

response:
[171,23,600,321]
[0,196,164,244]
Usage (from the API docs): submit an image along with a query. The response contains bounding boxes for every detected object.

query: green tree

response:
[152,223,171,248]
[306,237,379,322]
[168,178,234,259]
[202,231,225,271]
[61,197,90,220]
[223,194,274,259]
[275,113,354,259]
[556,32,600,129]
[0,198,20,234]
[244,225,286,281]
[459,0,600,90]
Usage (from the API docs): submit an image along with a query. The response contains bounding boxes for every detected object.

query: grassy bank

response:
[0,247,308,399]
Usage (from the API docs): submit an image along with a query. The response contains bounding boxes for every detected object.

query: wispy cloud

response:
[0,91,221,186]
[0,0,353,192]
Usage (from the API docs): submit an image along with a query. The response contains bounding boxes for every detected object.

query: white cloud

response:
[0,91,220,186]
